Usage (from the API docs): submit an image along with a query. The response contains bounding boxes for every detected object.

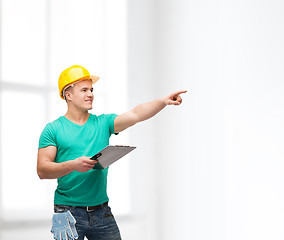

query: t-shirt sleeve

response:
[104,113,118,135]
[38,123,57,149]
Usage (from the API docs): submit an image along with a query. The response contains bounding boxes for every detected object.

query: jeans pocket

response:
[103,206,114,218]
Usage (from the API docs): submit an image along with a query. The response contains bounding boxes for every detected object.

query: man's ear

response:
[65,91,72,101]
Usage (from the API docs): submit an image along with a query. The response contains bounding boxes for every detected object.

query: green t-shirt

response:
[38,113,118,206]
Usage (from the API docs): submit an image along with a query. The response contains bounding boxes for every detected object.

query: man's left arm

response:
[114,90,187,133]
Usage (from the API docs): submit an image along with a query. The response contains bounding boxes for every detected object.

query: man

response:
[37,65,186,240]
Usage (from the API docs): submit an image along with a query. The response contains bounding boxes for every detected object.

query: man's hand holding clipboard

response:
[91,145,136,169]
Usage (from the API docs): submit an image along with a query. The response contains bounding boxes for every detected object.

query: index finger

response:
[175,90,188,95]
[171,90,187,97]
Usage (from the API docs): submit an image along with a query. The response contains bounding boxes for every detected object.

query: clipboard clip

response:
[91,152,102,160]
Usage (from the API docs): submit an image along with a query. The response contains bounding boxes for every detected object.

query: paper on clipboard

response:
[91,145,136,169]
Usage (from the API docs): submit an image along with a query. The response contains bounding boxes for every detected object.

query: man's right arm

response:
[37,146,98,179]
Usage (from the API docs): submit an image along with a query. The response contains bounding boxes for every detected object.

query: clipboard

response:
[91,145,136,169]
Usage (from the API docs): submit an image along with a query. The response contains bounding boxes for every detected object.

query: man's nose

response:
[87,90,93,96]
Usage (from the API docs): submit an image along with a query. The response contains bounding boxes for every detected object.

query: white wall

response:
[127,0,284,240]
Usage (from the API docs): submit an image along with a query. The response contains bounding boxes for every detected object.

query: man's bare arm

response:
[114,90,187,133]
[37,146,97,179]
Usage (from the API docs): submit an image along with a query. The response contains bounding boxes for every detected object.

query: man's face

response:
[66,79,94,111]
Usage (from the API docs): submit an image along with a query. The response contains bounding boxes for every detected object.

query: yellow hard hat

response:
[58,65,100,99]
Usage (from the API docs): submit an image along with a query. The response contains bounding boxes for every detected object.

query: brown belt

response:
[76,202,108,212]
[55,201,108,212]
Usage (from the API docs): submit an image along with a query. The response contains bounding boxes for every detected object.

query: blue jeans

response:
[54,204,122,240]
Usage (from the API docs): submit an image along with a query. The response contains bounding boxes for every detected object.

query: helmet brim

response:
[90,75,100,84]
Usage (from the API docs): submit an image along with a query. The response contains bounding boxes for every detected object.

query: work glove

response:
[51,210,78,240]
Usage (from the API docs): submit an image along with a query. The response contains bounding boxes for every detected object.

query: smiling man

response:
[37,65,186,240]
